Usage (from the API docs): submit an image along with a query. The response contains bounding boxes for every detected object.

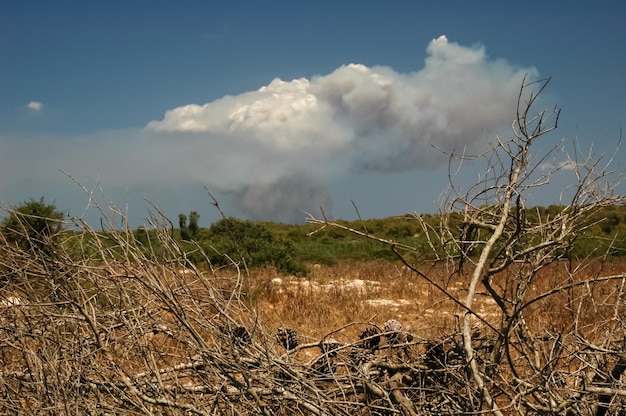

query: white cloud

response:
[27,101,43,111]
[142,36,536,220]
[2,36,538,223]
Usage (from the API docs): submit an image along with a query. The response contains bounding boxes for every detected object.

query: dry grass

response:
[2,217,626,415]
[249,258,626,347]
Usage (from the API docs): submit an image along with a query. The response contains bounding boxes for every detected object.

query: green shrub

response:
[1,197,64,256]
[201,217,307,276]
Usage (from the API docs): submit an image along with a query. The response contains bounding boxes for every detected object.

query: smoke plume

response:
[144,36,535,220]
[1,36,537,223]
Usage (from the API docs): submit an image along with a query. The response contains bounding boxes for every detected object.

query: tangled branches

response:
[0,200,493,415]
[306,77,626,415]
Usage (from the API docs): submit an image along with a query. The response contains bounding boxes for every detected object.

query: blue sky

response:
[1,1,625,226]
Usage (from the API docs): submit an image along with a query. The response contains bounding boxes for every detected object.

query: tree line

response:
[2,198,626,279]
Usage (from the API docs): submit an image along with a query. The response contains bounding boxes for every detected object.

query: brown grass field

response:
[3,247,626,415]
[249,258,626,348]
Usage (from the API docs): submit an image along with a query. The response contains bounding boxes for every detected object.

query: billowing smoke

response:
[145,35,536,221]
[0,36,538,223]
[228,177,333,223]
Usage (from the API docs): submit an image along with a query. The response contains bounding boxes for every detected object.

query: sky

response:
[1,1,625,227]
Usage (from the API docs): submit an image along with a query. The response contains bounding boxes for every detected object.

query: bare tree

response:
[307,77,626,415]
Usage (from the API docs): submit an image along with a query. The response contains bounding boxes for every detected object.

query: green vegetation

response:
[0,198,66,290]
[170,204,626,274]
[2,198,625,278]
[178,210,201,241]
[182,217,308,276]
[1,197,65,254]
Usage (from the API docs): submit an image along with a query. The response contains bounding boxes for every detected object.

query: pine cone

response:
[232,326,251,345]
[218,324,251,346]
[359,326,381,350]
[350,346,376,365]
[311,355,337,379]
[425,341,446,368]
[383,319,403,345]
[320,338,341,357]
[276,327,299,350]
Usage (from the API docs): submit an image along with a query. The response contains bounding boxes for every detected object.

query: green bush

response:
[1,197,64,255]
[172,204,626,272]
[201,217,307,276]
